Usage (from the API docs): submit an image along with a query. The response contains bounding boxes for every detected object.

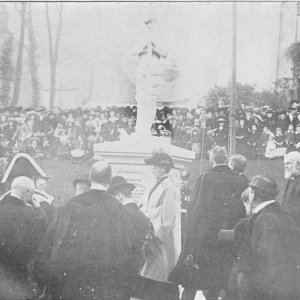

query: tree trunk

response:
[46,3,63,108]
[27,3,40,108]
[12,2,26,107]
[0,35,14,106]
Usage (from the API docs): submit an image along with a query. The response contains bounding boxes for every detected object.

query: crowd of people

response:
[1,100,300,161]
[0,145,299,300]
[171,100,300,160]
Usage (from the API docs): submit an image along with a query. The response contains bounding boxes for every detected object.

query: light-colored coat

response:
[141,175,180,282]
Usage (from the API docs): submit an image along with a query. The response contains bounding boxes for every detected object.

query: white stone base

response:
[93,135,194,261]
[93,134,195,168]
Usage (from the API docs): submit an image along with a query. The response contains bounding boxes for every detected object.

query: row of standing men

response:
[0,149,300,300]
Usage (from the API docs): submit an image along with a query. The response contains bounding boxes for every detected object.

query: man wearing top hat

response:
[140,152,180,298]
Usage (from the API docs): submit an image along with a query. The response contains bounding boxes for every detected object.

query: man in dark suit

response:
[282,151,300,226]
[170,146,248,300]
[228,154,249,183]
[38,161,141,300]
[286,104,298,131]
[108,175,149,265]
[234,175,300,300]
[0,176,47,300]
[108,176,152,299]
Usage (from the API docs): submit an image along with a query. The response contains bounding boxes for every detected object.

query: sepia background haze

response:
[4,2,298,108]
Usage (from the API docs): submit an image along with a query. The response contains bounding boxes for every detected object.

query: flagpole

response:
[229,2,237,156]
[276,2,284,92]
[296,2,299,42]
[293,2,300,100]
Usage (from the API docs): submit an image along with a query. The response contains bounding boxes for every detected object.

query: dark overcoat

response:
[234,202,300,300]
[0,195,47,300]
[39,189,140,300]
[282,174,300,226]
[169,165,248,290]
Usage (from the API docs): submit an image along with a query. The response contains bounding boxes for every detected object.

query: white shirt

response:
[252,200,276,215]
[90,182,107,191]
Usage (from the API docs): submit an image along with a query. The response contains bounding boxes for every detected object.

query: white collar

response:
[252,200,275,215]
[90,182,107,191]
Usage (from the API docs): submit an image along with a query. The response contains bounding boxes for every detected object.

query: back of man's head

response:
[229,154,247,174]
[209,146,228,166]
[11,176,35,203]
[89,161,112,186]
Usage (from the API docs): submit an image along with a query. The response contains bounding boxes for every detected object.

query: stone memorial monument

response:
[93,18,195,251]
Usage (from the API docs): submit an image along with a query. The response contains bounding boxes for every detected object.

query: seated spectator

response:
[247,124,260,160]
[213,118,227,147]
[285,124,296,152]
[125,118,135,135]
[26,137,44,160]
[41,135,51,159]
[276,110,288,133]
[244,110,254,128]
[56,129,69,159]
[236,118,248,156]
[173,114,185,145]
[109,110,119,123]
[265,109,276,132]
[118,115,128,129]
[190,127,201,158]
[258,126,270,160]
[274,127,286,148]
[185,112,194,127]
[265,132,287,159]
[205,108,216,130]
[181,126,192,150]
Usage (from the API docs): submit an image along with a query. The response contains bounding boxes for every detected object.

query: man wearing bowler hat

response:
[234,175,300,300]
[140,152,180,299]
[108,176,149,255]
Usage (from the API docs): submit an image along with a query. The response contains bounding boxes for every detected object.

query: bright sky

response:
[5,2,297,107]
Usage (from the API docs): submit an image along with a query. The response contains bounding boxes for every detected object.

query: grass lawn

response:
[39,158,286,207]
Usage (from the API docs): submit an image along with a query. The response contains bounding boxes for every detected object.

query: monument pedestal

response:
[94,134,195,167]
[93,135,195,254]
[93,135,195,205]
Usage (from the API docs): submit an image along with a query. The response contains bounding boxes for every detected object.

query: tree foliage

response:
[286,42,300,63]
[0,34,14,106]
[204,79,292,109]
